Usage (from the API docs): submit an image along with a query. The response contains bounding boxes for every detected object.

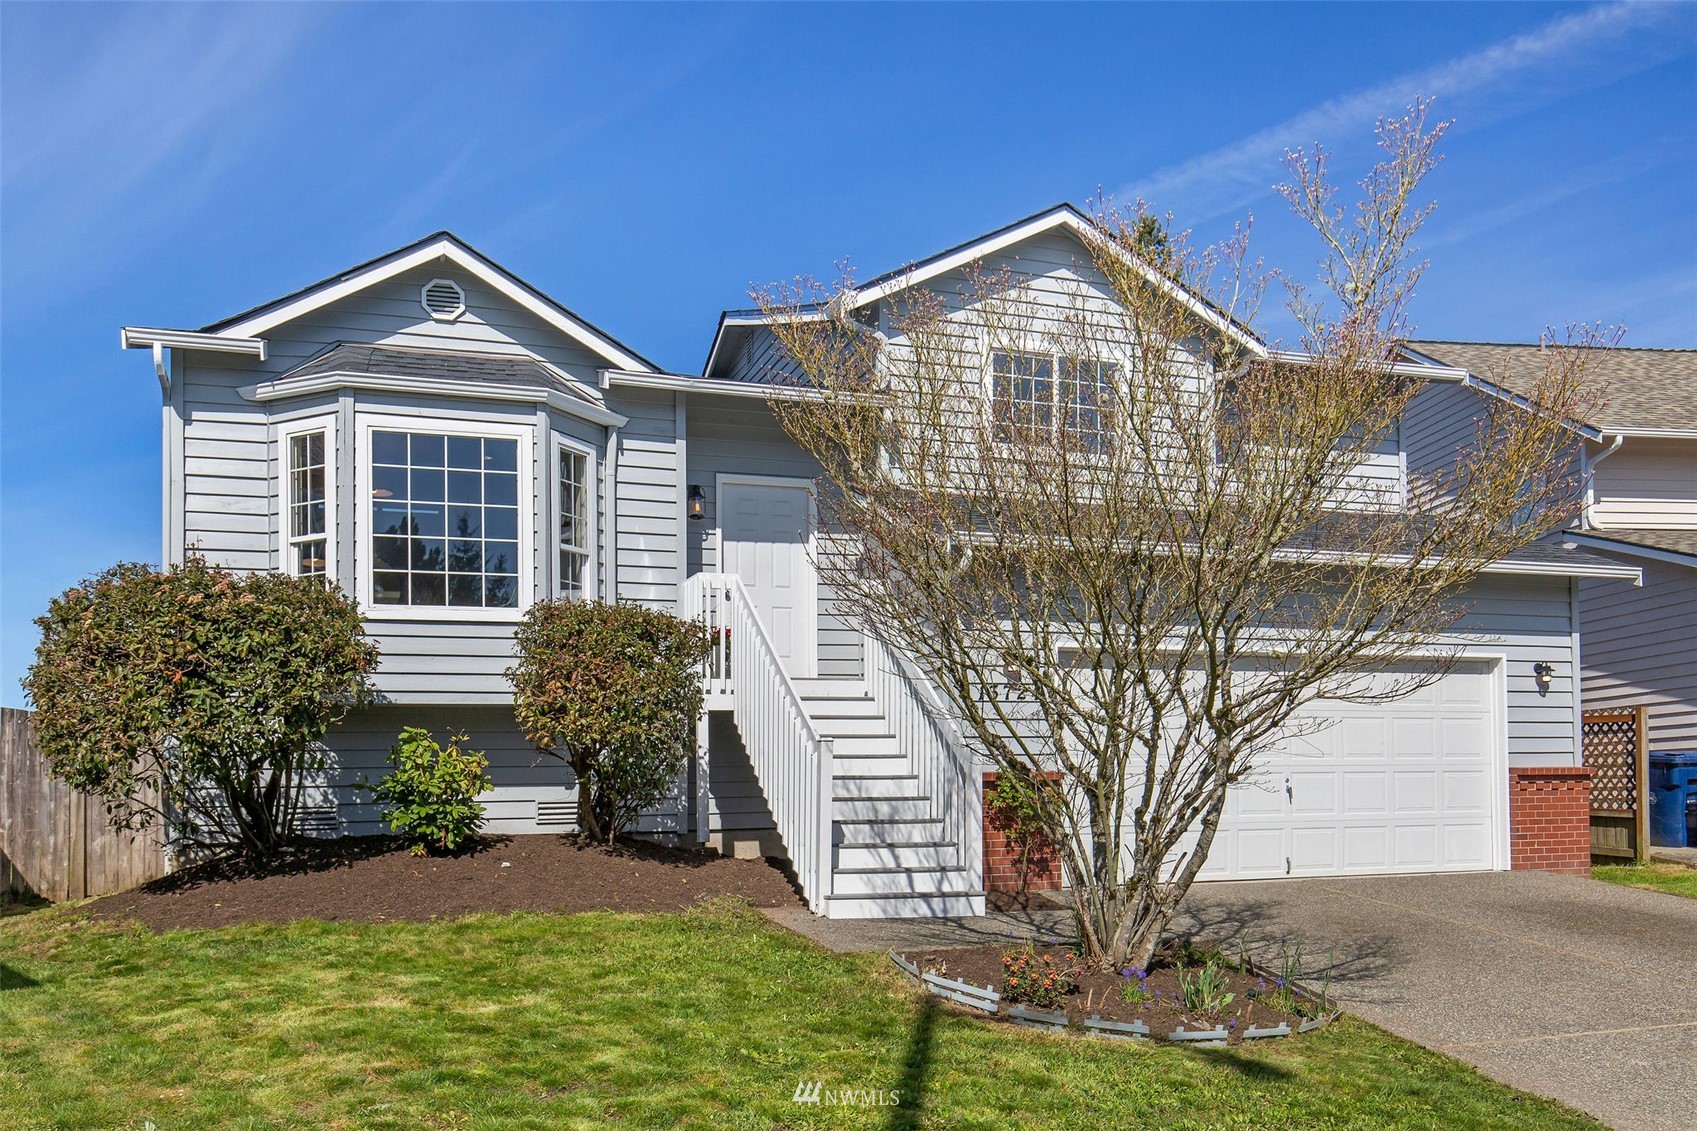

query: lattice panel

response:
[1582,711,1639,812]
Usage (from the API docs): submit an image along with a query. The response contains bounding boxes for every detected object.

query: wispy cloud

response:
[1,4,326,308]
[1119,2,1695,222]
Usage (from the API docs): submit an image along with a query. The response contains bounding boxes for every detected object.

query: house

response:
[1403,342,1697,756]
[121,206,1639,917]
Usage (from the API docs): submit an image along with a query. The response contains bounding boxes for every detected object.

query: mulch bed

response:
[907,943,1316,1044]
[89,834,803,932]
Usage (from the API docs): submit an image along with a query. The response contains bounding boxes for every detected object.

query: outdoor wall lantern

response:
[1533,662,1555,693]
[687,484,707,521]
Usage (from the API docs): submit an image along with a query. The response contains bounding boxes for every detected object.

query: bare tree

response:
[753,103,1609,967]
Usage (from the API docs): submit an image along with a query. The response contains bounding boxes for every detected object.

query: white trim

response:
[1606,427,1697,439]
[121,326,267,360]
[603,368,831,402]
[715,473,820,679]
[244,372,628,428]
[277,415,338,583]
[354,412,537,623]
[1562,532,1695,572]
[215,236,656,373]
[552,433,599,601]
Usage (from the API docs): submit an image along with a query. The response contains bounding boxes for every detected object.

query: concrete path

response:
[767,872,1697,1130]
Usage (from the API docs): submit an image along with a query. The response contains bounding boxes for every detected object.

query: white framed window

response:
[278,417,336,581]
[556,440,595,599]
[989,348,1121,451]
[356,414,533,620]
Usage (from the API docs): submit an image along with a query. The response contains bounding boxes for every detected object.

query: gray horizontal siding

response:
[705,712,777,833]
[1451,573,1581,766]
[1580,553,1697,752]
[606,387,681,610]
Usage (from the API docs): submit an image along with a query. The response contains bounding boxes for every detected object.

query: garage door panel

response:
[1342,772,1389,814]
[1198,662,1501,881]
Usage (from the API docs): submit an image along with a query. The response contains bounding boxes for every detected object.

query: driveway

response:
[770,871,1697,1129]
[1175,871,1697,1131]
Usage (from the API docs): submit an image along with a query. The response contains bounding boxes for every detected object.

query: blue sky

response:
[2,1,1694,704]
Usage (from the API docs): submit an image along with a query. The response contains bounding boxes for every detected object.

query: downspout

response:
[1581,433,1624,529]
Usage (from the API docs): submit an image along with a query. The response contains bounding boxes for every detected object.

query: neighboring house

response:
[1404,342,1697,755]
[122,206,1637,917]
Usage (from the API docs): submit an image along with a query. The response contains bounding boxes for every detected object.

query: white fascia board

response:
[1604,427,1697,439]
[1267,348,1471,383]
[243,372,629,428]
[216,239,656,374]
[121,326,268,360]
[603,369,831,402]
[852,209,1268,358]
[1563,532,1697,571]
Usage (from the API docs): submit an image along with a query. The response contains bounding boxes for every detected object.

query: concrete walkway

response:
[767,872,1697,1130]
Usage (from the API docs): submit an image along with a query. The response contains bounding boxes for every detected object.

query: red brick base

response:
[982,773,1065,892]
[1508,766,1592,875]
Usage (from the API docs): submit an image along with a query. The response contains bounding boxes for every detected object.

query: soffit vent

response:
[421,278,467,321]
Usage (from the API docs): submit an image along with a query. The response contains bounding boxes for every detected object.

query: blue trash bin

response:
[1647,750,1697,849]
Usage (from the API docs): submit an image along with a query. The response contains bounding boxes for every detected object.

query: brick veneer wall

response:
[982,772,1065,892]
[1508,766,1592,875]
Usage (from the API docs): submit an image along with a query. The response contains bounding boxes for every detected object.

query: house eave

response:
[242,371,630,428]
[603,369,830,402]
[1562,532,1697,571]
[121,326,268,360]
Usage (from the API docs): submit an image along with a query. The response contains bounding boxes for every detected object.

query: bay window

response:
[367,426,523,610]
[281,420,334,580]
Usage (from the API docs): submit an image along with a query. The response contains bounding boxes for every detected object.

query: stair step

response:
[835,818,949,845]
[830,865,978,897]
[813,716,897,738]
[833,796,933,821]
[826,735,902,756]
[797,696,884,718]
[824,890,988,919]
[836,842,961,870]
[832,775,921,799]
[831,754,910,776]
[790,679,867,698]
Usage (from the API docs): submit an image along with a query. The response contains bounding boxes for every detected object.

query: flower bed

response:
[890,940,1336,1046]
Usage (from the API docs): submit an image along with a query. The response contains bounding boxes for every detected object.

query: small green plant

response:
[1119,965,1151,1006]
[1001,944,1079,1010]
[1176,959,1236,1017]
[364,728,492,856]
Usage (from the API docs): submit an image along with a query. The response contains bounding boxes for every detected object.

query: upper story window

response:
[558,445,590,598]
[369,428,521,609]
[990,349,1120,451]
[281,420,334,581]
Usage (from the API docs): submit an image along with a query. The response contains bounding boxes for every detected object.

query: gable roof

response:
[703,203,1267,380]
[1406,340,1697,436]
[202,231,660,374]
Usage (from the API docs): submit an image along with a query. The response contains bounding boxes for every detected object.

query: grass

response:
[0,900,1596,1130]
[1591,860,1697,899]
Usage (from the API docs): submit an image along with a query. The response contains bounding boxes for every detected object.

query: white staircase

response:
[682,573,985,919]
[793,678,985,918]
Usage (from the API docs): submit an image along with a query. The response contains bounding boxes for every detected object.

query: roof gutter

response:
[1581,433,1626,529]
[602,369,831,402]
[121,326,268,397]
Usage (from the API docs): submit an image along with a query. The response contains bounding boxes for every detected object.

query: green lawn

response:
[1592,861,1697,899]
[0,900,1594,1130]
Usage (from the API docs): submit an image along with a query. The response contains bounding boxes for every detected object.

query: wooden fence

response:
[1582,706,1649,863]
[1,707,169,901]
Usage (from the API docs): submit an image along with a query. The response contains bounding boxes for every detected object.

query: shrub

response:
[365,728,491,856]
[1000,945,1080,1010]
[509,599,710,843]
[23,557,379,857]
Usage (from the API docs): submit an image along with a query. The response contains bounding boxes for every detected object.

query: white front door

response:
[719,478,817,679]
[1199,661,1503,880]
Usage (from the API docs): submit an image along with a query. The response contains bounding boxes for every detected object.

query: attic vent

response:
[421,278,466,321]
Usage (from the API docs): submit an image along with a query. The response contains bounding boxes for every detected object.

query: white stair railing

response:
[863,633,984,892]
[682,572,834,913]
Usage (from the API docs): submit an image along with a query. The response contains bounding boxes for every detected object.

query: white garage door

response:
[1197,661,1502,880]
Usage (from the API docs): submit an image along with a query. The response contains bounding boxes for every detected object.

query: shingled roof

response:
[277,342,573,392]
[1407,340,1697,434]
